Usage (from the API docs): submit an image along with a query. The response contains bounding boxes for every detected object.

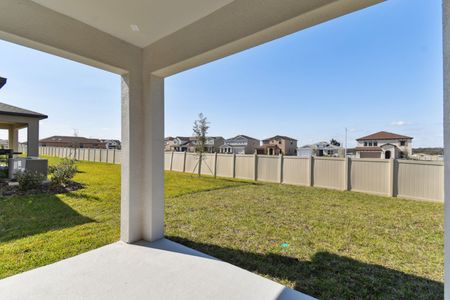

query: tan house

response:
[355,131,413,159]
[259,135,297,156]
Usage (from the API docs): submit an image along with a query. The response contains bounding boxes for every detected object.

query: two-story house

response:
[355,131,413,159]
[219,135,260,154]
[165,136,224,153]
[259,135,297,156]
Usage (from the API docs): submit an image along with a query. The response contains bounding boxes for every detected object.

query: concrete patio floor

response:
[0,238,313,300]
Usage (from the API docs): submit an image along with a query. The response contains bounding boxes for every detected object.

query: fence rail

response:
[29,145,444,202]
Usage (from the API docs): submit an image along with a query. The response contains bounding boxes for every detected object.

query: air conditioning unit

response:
[8,157,48,179]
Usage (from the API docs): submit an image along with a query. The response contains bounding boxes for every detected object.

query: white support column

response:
[121,71,165,243]
[443,1,450,298]
[27,120,39,157]
[121,72,144,243]
[8,126,19,152]
[141,74,165,241]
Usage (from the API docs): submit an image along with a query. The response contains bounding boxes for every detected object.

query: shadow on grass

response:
[167,236,443,300]
[0,194,94,243]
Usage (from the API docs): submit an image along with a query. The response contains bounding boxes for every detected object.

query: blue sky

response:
[0,0,443,148]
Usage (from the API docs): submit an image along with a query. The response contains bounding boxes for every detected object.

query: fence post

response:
[254,153,258,181]
[232,153,236,178]
[214,152,218,178]
[389,158,396,197]
[343,157,350,191]
[113,149,116,164]
[105,149,109,163]
[182,151,187,173]
[170,151,174,171]
[279,154,283,183]
[308,156,314,186]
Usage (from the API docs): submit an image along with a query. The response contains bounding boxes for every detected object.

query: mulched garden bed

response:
[0,180,84,197]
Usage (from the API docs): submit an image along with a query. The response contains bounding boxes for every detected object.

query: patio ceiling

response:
[30,0,235,48]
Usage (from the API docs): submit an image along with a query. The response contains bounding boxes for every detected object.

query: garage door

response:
[360,152,381,159]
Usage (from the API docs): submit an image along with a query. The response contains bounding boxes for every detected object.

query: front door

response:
[385,150,391,159]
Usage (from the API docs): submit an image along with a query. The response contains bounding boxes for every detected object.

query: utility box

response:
[8,157,48,179]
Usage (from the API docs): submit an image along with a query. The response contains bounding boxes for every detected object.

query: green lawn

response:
[0,158,443,299]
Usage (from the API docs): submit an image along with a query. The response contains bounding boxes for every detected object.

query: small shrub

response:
[49,159,78,186]
[16,170,45,191]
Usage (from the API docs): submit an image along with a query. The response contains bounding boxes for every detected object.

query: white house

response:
[355,131,413,159]
[298,141,343,158]
[219,135,260,154]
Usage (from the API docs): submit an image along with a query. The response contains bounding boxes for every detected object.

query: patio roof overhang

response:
[4,1,449,299]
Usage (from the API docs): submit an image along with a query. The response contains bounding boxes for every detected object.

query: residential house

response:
[355,131,413,159]
[259,135,297,156]
[164,137,175,151]
[166,136,224,153]
[102,139,121,150]
[219,135,260,154]
[40,136,108,149]
[298,141,343,157]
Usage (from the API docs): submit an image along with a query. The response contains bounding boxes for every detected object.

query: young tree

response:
[192,113,210,175]
[193,113,209,153]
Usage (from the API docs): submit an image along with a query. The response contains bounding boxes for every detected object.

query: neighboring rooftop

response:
[227,135,259,141]
[40,136,104,144]
[263,135,297,142]
[0,102,48,119]
[356,131,413,141]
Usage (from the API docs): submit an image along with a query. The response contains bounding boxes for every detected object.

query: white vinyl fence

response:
[31,145,444,202]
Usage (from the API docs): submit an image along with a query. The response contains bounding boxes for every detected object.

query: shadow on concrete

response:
[167,236,443,300]
[0,194,94,243]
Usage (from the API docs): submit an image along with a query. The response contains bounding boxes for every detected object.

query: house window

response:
[368,142,373,146]
[374,142,378,146]
[364,142,368,146]
[400,141,406,146]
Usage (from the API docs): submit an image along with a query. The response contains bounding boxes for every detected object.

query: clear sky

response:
[0,0,443,148]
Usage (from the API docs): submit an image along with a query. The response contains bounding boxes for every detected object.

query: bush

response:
[49,159,78,186]
[16,170,46,191]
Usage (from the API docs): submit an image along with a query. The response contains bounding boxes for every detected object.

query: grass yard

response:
[0,158,443,299]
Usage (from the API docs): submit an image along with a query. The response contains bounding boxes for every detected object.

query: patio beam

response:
[144,0,384,77]
[0,0,141,75]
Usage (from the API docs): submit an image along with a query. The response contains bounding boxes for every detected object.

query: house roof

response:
[355,147,382,152]
[262,135,297,142]
[227,135,259,141]
[40,136,105,144]
[0,102,48,119]
[0,77,6,90]
[356,131,412,141]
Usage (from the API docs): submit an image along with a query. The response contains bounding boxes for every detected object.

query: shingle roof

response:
[0,102,47,119]
[40,136,103,144]
[262,135,297,142]
[356,131,412,141]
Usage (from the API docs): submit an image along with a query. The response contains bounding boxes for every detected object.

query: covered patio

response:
[0,0,447,299]
[0,102,47,157]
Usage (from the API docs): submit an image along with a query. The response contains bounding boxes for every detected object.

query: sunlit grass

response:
[0,157,443,299]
